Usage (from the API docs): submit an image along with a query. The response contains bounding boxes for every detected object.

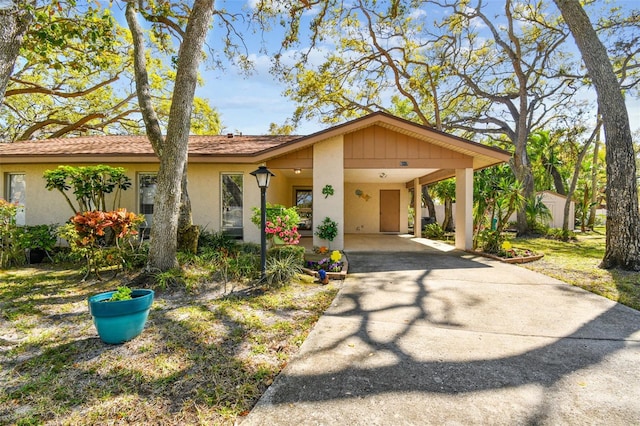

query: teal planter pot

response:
[88,289,154,344]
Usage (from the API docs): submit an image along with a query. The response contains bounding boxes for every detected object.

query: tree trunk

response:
[514,145,535,235]
[422,185,436,220]
[587,127,601,229]
[177,162,200,254]
[126,0,214,271]
[555,0,640,270]
[442,198,454,232]
[0,1,32,103]
[549,163,566,196]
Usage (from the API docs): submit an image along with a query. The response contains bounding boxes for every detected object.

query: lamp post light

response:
[250,165,275,280]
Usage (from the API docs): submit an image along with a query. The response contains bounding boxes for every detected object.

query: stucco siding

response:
[313,136,344,249]
[0,162,270,243]
[344,183,410,234]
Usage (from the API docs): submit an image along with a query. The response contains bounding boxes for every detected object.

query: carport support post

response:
[455,168,473,251]
[414,178,422,238]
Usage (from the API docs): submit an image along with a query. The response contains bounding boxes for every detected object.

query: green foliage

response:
[525,195,553,232]
[153,268,185,291]
[422,222,444,239]
[198,230,237,253]
[251,204,301,245]
[43,165,132,215]
[0,199,23,268]
[108,286,132,302]
[251,204,300,231]
[473,165,525,249]
[268,244,305,264]
[3,2,221,142]
[545,228,578,242]
[478,230,506,255]
[264,253,303,288]
[315,217,338,243]
[15,224,58,253]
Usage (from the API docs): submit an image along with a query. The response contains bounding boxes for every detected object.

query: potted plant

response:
[16,224,57,264]
[315,217,338,248]
[88,286,154,344]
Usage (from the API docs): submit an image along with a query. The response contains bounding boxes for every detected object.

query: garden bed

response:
[469,250,544,264]
[302,252,349,281]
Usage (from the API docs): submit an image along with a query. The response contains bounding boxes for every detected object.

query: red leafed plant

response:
[71,209,142,248]
[69,209,144,280]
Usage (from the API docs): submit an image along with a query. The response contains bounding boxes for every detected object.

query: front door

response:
[380,190,400,232]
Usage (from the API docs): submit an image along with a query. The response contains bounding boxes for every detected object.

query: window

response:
[139,173,157,237]
[295,188,313,233]
[6,173,25,225]
[221,173,243,238]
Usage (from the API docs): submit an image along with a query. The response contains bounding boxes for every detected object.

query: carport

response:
[263,112,511,250]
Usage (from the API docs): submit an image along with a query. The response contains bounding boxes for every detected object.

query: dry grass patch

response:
[0,267,339,425]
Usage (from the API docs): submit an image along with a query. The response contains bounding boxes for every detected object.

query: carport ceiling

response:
[344,168,436,183]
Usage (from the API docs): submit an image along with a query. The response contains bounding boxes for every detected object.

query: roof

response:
[0,134,300,163]
[0,112,511,168]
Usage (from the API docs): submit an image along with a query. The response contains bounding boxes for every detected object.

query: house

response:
[0,112,511,250]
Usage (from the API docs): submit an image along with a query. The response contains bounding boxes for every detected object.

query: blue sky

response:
[110,0,639,137]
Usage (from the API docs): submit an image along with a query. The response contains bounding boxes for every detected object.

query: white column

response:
[414,178,421,238]
[313,136,344,250]
[455,168,473,250]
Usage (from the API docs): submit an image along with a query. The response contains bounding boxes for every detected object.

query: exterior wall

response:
[188,163,263,243]
[539,191,575,230]
[344,182,410,234]
[0,162,269,244]
[0,163,158,226]
[313,136,344,249]
[424,205,457,229]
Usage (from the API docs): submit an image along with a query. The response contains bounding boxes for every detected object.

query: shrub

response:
[0,199,23,268]
[198,230,237,253]
[251,204,301,246]
[264,253,303,288]
[422,222,444,239]
[15,224,58,254]
[43,165,132,215]
[479,229,505,254]
[63,209,145,279]
[545,228,577,241]
[268,244,305,264]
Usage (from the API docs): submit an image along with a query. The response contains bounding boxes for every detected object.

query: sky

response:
[109,0,640,137]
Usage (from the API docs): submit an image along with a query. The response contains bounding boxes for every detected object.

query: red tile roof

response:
[0,134,301,158]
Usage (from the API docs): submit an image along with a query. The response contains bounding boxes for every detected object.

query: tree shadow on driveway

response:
[245,251,640,425]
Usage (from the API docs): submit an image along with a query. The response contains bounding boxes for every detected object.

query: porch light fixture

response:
[294,168,301,174]
[250,166,275,280]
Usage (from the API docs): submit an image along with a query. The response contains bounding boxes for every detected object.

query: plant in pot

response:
[88,285,154,344]
[15,224,57,264]
[315,217,338,248]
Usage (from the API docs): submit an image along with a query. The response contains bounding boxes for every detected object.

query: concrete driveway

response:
[242,236,640,425]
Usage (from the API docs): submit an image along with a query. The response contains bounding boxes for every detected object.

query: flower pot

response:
[88,289,154,344]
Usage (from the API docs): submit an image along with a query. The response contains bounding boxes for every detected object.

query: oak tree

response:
[554,0,640,270]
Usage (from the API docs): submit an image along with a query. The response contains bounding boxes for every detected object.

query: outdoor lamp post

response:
[250,165,275,280]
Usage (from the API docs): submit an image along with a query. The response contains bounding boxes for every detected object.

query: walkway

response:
[243,236,640,425]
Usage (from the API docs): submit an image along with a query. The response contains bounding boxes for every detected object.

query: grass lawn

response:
[0,267,338,425]
[509,228,640,311]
